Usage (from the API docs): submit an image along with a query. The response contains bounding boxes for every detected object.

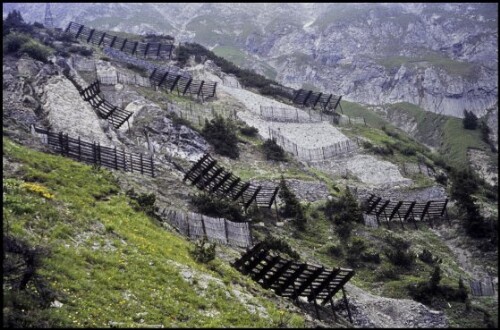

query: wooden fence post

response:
[201,215,207,237]
[114,146,118,169]
[224,218,229,245]
[78,136,81,161]
[130,153,133,173]
[140,153,144,174]
[150,155,154,177]
[59,132,64,155]
[97,142,101,165]
[93,141,97,164]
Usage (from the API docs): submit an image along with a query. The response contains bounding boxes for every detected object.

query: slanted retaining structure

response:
[150,67,217,100]
[363,194,450,229]
[66,21,174,59]
[292,89,342,112]
[232,242,355,323]
[183,153,279,210]
[160,208,252,248]
[75,80,133,129]
[268,127,358,162]
[31,125,155,177]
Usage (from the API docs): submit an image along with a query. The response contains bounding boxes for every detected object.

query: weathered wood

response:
[263,260,293,289]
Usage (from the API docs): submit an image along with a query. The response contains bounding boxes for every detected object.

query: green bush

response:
[126,188,158,217]
[20,40,52,63]
[260,236,300,260]
[323,188,362,240]
[418,248,440,265]
[190,237,216,263]
[463,110,478,130]
[435,173,448,186]
[383,233,416,269]
[262,139,287,162]
[190,192,245,222]
[408,267,468,308]
[202,115,239,159]
[239,125,258,137]
[375,264,400,281]
[325,243,344,257]
[278,176,306,230]
[3,32,31,54]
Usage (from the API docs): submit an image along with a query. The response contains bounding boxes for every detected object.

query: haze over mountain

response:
[3,3,498,119]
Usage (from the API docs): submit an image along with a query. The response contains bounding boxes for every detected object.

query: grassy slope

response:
[258,202,498,328]
[341,100,494,170]
[2,137,305,328]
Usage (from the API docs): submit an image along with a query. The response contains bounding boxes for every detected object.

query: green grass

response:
[212,46,247,67]
[375,53,479,80]
[441,117,491,169]
[3,137,305,328]
[339,100,389,129]
[341,100,494,172]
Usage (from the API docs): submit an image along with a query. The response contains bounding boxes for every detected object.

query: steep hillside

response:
[3,17,498,328]
[2,3,497,118]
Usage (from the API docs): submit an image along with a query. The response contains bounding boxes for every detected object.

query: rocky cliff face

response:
[3,3,497,118]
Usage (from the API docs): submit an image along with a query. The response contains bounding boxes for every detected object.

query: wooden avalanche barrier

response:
[66,21,174,59]
[233,243,355,323]
[161,208,252,248]
[183,153,279,210]
[31,125,155,177]
[292,89,342,112]
[363,194,450,229]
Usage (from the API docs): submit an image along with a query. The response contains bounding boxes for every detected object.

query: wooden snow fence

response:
[160,209,252,248]
[256,105,322,123]
[149,67,217,100]
[183,153,279,210]
[98,71,152,88]
[31,125,155,177]
[292,89,342,112]
[363,194,450,229]
[76,80,133,129]
[232,243,355,323]
[469,278,496,296]
[268,128,357,162]
[168,103,237,127]
[71,56,96,72]
[65,21,174,59]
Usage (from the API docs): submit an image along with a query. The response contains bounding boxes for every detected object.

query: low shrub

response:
[408,267,468,307]
[239,125,258,137]
[325,243,343,257]
[20,40,52,62]
[278,176,306,230]
[202,115,239,159]
[262,139,287,162]
[190,237,216,263]
[324,188,363,240]
[418,248,440,265]
[383,233,416,269]
[435,173,448,186]
[260,236,300,260]
[3,32,31,54]
[375,264,400,281]
[126,188,158,217]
